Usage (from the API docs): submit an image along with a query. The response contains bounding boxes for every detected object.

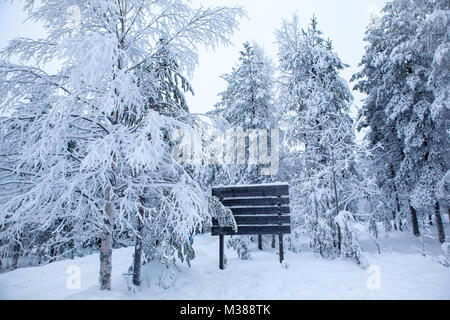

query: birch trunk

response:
[100,185,113,290]
[132,196,145,286]
[99,3,126,289]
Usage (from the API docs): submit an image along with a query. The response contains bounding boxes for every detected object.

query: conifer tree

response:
[353,0,449,242]
[276,15,362,261]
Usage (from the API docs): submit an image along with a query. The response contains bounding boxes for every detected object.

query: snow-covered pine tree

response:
[0,0,244,289]
[353,0,449,243]
[276,15,363,262]
[210,42,276,257]
[128,40,198,286]
[212,42,276,184]
[130,42,228,286]
[409,0,449,244]
[214,43,275,130]
[351,11,408,233]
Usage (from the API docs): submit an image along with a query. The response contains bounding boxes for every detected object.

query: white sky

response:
[0,0,387,115]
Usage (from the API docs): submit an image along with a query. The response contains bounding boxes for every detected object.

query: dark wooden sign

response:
[211,183,291,269]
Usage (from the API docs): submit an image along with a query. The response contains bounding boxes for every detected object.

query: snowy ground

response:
[0,230,449,300]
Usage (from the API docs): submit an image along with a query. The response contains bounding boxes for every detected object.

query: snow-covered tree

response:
[353,0,449,243]
[211,42,276,184]
[351,12,408,233]
[0,0,244,289]
[276,15,363,261]
[209,42,277,257]
[214,42,275,130]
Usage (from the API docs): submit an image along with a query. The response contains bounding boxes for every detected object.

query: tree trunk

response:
[11,241,20,270]
[434,201,446,244]
[371,218,381,254]
[390,164,402,231]
[392,211,398,230]
[258,235,262,250]
[99,9,126,290]
[428,214,433,226]
[336,223,342,254]
[132,196,145,286]
[397,195,403,231]
[331,147,340,253]
[409,202,420,237]
[100,185,113,290]
[50,245,57,263]
[271,234,276,248]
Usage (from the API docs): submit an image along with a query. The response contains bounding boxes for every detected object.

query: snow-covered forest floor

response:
[1,226,449,300]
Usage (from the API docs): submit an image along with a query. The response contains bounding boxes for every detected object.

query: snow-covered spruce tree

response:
[129,43,228,286]
[214,43,275,130]
[210,42,276,258]
[426,1,450,224]
[352,0,449,243]
[0,0,244,289]
[276,15,363,262]
[212,42,276,183]
[410,0,449,244]
[351,14,408,233]
[127,40,198,286]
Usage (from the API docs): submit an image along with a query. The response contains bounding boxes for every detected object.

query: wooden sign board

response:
[211,183,291,269]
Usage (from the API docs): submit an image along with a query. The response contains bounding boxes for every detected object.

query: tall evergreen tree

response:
[210,42,276,257]
[212,42,276,184]
[276,15,363,262]
[353,0,449,243]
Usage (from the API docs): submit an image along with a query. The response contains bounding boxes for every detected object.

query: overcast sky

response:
[0,0,388,115]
